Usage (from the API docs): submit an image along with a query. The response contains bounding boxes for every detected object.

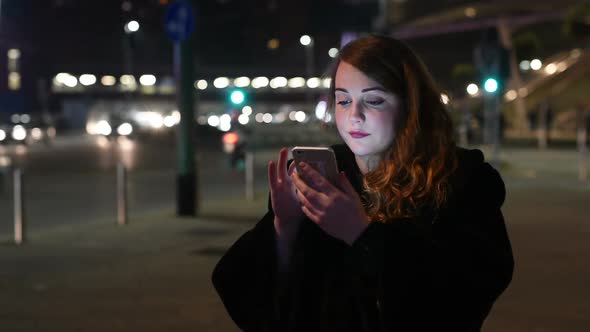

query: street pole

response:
[174,39,197,216]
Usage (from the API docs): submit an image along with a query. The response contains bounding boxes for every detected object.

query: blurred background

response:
[0,0,589,331]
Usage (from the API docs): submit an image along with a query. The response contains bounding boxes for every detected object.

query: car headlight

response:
[12,125,27,141]
[117,123,133,136]
[96,120,112,136]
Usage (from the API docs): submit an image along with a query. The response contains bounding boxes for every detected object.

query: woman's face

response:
[334,61,400,160]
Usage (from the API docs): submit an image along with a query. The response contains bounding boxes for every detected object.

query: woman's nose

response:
[349,102,365,123]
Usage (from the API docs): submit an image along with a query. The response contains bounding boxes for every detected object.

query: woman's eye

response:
[337,100,351,106]
[365,99,384,106]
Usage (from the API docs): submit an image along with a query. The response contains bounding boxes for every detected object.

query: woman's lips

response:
[349,131,370,138]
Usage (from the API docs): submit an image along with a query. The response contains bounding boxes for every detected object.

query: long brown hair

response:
[328,34,458,221]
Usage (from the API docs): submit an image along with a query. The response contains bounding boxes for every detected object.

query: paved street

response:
[0,142,589,331]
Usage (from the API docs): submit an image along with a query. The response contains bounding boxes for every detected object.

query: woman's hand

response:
[291,162,369,245]
[268,148,304,241]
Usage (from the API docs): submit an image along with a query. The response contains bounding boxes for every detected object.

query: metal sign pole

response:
[14,169,25,245]
[117,162,128,225]
[245,151,254,201]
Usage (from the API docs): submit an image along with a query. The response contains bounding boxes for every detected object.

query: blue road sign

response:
[165,1,195,43]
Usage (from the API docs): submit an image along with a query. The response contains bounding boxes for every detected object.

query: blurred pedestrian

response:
[212,34,514,331]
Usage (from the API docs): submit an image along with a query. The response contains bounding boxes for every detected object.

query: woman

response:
[212,34,514,332]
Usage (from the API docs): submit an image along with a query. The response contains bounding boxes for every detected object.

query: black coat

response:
[212,144,514,332]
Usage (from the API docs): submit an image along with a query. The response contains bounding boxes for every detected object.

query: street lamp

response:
[300,35,315,111]
[124,20,140,34]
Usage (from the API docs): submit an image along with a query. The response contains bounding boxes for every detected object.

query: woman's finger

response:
[277,147,288,183]
[301,205,319,224]
[298,162,335,194]
[268,160,277,188]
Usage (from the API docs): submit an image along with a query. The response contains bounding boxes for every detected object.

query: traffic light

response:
[229,90,246,105]
[484,78,499,93]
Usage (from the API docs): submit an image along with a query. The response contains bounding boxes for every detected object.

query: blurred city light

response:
[322,78,332,88]
[0,129,6,141]
[530,59,542,70]
[300,35,312,46]
[270,77,288,89]
[315,101,327,119]
[464,7,476,18]
[79,74,97,86]
[20,114,30,123]
[238,114,250,125]
[306,77,321,89]
[213,77,230,89]
[125,20,140,33]
[241,106,253,116]
[252,76,269,89]
[544,63,557,75]
[139,74,157,86]
[101,75,116,86]
[262,113,273,123]
[295,111,306,122]
[219,121,231,132]
[234,76,250,88]
[440,93,450,104]
[223,132,239,145]
[120,75,136,86]
[197,116,207,125]
[466,83,479,96]
[274,112,286,123]
[208,115,220,127]
[484,78,498,93]
[230,90,246,105]
[96,136,109,148]
[62,74,78,88]
[519,60,531,71]
[7,49,21,60]
[328,48,338,58]
[117,123,133,136]
[117,136,134,150]
[267,38,280,50]
[505,90,517,101]
[8,72,21,90]
[97,120,112,136]
[10,114,19,123]
[195,79,208,90]
[164,115,176,128]
[12,125,26,141]
[289,111,297,121]
[519,87,528,97]
[288,77,306,88]
[171,110,181,123]
[556,62,567,73]
[570,49,582,59]
[255,113,264,123]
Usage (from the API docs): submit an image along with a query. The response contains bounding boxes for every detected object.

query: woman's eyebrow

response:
[361,87,386,93]
[334,87,386,93]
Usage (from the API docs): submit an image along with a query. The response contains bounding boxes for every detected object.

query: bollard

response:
[245,151,254,201]
[578,127,588,182]
[117,162,128,225]
[14,169,25,245]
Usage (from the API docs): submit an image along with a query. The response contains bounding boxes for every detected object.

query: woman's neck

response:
[355,154,380,175]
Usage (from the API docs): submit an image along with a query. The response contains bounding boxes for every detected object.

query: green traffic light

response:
[484,78,499,93]
[229,90,246,105]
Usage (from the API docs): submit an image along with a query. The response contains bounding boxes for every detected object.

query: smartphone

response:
[291,146,339,185]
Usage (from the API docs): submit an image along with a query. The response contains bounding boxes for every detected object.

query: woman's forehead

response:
[335,61,383,90]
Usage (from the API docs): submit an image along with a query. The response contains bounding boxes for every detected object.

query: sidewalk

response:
[1,147,589,332]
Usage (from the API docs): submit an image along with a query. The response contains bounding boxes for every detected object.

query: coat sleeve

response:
[211,210,279,332]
